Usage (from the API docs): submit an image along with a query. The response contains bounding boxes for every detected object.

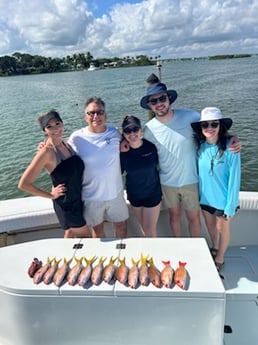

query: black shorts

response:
[200,204,240,217]
[200,204,224,216]
[128,193,162,208]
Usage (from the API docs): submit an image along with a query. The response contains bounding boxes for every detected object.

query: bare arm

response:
[18,149,65,199]
[229,136,241,153]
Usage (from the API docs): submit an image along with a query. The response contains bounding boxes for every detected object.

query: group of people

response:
[18,75,241,271]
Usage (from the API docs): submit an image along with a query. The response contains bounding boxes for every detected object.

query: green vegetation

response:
[0,52,156,76]
[209,54,252,60]
[0,51,254,76]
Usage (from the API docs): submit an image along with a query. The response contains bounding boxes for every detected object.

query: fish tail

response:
[162,260,170,266]
[140,253,149,264]
[99,256,107,264]
[84,255,97,266]
[118,257,126,265]
[131,258,140,266]
[75,257,83,264]
[179,261,187,267]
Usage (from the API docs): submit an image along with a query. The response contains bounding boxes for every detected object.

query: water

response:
[0,57,257,200]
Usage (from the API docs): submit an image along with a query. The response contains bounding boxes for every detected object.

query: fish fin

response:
[99,256,107,264]
[179,261,187,267]
[84,255,97,265]
[75,257,83,264]
[140,253,149,264]
[131,258,140,266]
[118,257,126,265]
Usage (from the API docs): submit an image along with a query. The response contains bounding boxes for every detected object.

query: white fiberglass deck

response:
[0,238,225,345]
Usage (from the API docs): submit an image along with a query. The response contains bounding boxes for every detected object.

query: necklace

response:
[207,145,220,175]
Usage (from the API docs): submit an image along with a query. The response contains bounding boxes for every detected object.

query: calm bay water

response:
[0,57,257,200]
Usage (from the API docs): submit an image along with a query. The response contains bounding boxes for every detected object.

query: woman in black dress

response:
[18,109,91,238]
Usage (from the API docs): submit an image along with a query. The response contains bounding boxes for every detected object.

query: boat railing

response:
[0,191,257,247]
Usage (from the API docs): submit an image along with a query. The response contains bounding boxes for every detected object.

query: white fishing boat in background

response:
[87,63,98,71]
[0,191,257,345]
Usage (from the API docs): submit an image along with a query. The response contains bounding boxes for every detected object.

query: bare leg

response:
[185,209,201,237]
[113,220,127,238]
[202,210,219,249]
[131,206,145,236]
[64,225,92,238]
[92,222,106,238]
[168,207,182,237]
[141,204,161,237]
[215,217,231,264]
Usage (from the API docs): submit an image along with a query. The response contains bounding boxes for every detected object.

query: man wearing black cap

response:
[140,82,240,238]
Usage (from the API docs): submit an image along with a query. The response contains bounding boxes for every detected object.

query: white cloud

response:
[0,0,258,59]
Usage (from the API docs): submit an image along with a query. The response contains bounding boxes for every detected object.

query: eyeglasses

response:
[201,121,220,129]
[123,126,140,134]
[148,95,168,105]
[86,110,105,117]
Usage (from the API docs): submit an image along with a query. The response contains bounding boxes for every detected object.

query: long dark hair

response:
[193,121,232,157]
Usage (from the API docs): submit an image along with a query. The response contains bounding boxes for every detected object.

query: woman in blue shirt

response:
[191,107,241,271]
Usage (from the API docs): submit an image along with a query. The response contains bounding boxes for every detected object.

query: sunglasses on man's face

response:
[200,121,220,129]
[148,94,168,105]
[123,126,140,134]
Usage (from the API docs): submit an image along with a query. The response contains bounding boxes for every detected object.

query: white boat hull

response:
[0,191,258,345]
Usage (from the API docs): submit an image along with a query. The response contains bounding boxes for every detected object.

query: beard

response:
[155,104,171,118]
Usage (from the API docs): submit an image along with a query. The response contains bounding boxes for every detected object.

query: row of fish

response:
[27,255,188,289]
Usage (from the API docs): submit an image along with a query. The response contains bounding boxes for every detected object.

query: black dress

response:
[50,143,86,230]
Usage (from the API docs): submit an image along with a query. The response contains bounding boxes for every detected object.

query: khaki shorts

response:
[161,183,199,211]
[83,191,129,227]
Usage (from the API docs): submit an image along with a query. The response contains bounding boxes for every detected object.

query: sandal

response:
[210,247,218,259]
[215,261,224,272]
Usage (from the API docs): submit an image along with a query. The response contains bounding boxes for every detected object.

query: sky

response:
[0,0,258,60]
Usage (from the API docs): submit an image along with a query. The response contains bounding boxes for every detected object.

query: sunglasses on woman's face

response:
[148,94,168,105]
[201,121,220,129]
[123,126,140,134]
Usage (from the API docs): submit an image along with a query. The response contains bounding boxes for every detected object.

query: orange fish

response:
[128,258,140,289]
[77,256,97,287]
[160,260,174,288]
[139,253,149,286]
[102,256,117,283]
[43,258,62,285]
[148,257,162,288]
[115,257,129,284]
[67,257,84,286]
[174,261,187,289]
[53,258,72,287]
[91,257,106,285]
[33,257,53,284]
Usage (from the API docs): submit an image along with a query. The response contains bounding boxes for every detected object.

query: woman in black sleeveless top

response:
[18,109,91,238]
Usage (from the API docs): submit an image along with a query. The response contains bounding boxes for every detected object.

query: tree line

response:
[0,52,157,76]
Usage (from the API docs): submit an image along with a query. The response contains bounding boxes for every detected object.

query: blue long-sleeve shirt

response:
[198,141,241,216]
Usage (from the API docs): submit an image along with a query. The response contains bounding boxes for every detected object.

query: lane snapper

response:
[91,257,106,285]
[102,256,117,283]
[128,258,140,289]
[77,256,97,287]
[67,257,84,286]
[33,257,53,284]
[174,261,187,289]
[160,260,174,288]
[43,258,62,285]
[53,258,72,287]
[115,257,129,284]
[148,257,162,288]
[139,253,149,286]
